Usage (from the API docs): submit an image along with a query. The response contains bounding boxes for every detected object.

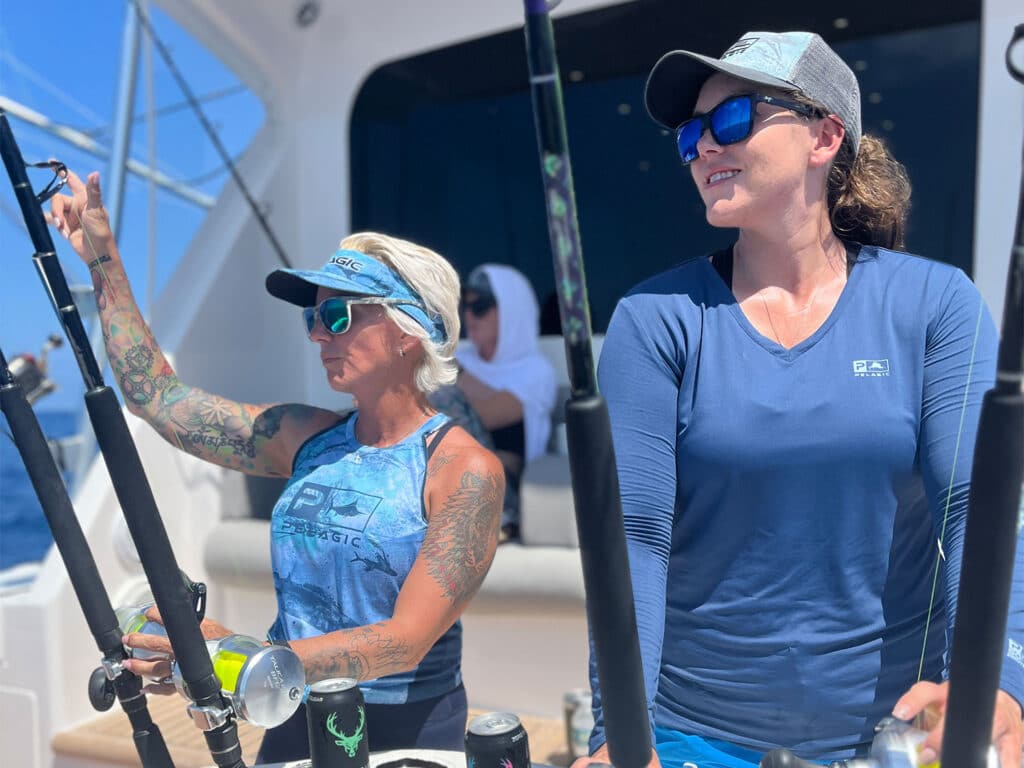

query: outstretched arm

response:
[49,170,338,476]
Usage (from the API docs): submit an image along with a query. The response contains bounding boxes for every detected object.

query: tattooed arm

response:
[291,428,504,683]
[48,170,340,476]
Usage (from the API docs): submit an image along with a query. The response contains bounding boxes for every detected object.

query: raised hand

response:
[46,169,113,263]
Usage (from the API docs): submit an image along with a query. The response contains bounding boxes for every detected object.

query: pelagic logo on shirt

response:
[283,483,381,532]
[853,359,890,377]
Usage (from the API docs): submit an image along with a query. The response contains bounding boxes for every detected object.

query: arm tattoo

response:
[87,253,112,271]
[305,624,413,682]
[162,399,309,471]
[426,449,456,479]
[90,254,326,474]
[422,468,502,603]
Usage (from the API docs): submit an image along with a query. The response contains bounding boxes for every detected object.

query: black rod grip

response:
[84,389,246,768]
[83,388,219,696]
[0,352,174,768]
[1,383,119,641]
[941,391,1024,768]
[566,396,652,768]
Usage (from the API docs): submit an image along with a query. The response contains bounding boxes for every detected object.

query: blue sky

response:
[0,0,263,413]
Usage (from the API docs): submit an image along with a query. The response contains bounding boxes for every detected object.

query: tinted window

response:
[351,20,979,333]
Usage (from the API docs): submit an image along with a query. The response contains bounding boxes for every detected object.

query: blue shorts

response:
[654,727,765,768]
[256,683,467,764]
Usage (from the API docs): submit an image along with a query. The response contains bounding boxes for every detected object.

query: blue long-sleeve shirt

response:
[591,245,1021,760]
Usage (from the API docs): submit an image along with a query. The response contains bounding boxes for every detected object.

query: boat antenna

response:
[940,22,1024,768]
[126,0,293,268]
[0,343,176,768]
[521,3,651,768]
[0,112,249,768]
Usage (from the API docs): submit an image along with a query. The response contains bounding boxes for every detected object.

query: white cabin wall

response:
[150,0,618,409]
[975,0,1024,323]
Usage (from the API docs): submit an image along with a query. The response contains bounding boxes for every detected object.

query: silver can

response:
[870,717,999,768]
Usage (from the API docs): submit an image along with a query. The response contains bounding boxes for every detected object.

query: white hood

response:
[458,264,557,462]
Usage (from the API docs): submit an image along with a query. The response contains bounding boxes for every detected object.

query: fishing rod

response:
[0,110,247,768]
[939,21,1024,768]
[522,4,651,768]
[763,23,1024,768]
[0,343,175,768]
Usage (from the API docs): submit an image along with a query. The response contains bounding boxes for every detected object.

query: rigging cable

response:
[127,0,293,268]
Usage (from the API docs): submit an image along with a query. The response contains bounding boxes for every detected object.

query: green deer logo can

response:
[306,678,370,768]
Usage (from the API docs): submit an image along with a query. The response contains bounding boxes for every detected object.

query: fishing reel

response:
[171,633,305,730]
[101,594,304,729]
[87,576,207,712]
[7,334,62,406]
[759,717,999,768]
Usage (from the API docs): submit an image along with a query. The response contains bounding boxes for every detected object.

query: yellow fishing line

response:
[917,297,986,683]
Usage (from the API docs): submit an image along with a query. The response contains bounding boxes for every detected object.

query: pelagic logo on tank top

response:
[279,482,381,546]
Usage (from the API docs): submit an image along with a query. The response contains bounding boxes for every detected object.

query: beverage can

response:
[116,602,170,662]
[562,688,589,758]
[306,677,370,768]
[465,711,531,768]
[570,693,594,759]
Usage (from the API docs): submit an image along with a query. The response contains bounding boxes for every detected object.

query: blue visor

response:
[266,249,447,343]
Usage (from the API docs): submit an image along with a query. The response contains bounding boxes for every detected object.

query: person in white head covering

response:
[432,264,557,541]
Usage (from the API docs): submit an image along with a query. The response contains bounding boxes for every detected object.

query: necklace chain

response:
[760,293,785,346]
[758,286,824,347]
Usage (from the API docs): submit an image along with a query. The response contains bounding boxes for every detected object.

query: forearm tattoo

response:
[90,251,307,474]
[87,253,112,271]
[422,468,502,604]
[305,624,413,683]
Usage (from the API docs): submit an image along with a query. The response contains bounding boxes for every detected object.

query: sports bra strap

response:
[425,419,457,460]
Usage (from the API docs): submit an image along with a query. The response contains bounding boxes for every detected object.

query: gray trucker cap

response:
[645,31,861,155]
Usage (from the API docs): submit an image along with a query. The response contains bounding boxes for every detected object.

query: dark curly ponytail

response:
[827,134,912,250]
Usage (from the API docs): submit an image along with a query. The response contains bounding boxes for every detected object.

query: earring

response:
[398,347,406,358]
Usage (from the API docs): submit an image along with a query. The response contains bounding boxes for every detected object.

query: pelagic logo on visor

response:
[722,37,759,58]
[330,254,364,272]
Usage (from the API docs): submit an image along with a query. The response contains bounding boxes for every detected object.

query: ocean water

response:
[0,409,79,571]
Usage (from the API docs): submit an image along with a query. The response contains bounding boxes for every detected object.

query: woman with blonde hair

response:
[49,170,503,763]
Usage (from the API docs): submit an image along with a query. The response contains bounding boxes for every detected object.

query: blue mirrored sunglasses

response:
[675,93,822,165]
[303,296,416,337]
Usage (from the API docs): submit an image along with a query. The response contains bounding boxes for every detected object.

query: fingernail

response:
[918,747,937,765]
[892,705,908,719]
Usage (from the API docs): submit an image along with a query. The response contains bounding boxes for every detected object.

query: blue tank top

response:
[267,411,461,704]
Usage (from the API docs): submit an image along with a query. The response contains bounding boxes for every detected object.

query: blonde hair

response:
[338,232,461,393]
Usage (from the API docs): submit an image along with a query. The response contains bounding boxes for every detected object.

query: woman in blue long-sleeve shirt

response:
[580,30,1022,768]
